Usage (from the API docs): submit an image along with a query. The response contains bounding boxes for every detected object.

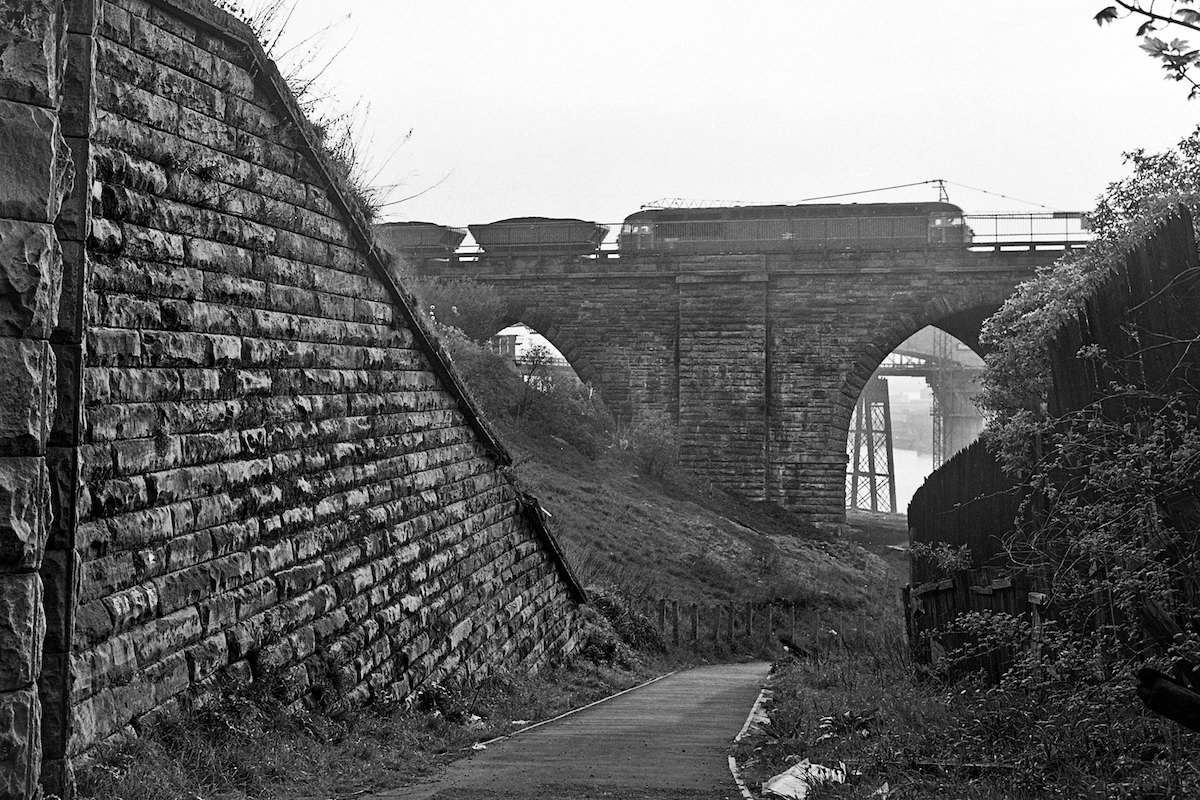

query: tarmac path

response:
[374,661,771,800]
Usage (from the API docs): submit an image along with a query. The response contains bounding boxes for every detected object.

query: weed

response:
[737,622,1200,799]
[76,655,663,800]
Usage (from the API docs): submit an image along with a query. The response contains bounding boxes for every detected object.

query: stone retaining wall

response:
[2,1,586,795]
[0,1,72,796]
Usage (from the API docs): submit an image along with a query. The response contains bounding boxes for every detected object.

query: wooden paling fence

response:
[907,440,1023,586]
[904,571,1048,682]
[636,598,898,654]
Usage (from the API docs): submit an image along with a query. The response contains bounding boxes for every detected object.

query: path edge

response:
[476,669,680,747]
[729,683,772,800]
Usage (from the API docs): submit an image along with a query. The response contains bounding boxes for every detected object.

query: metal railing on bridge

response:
[962,211,1093,251]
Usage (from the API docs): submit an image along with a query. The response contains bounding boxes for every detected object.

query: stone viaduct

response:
[409,246,1068,526]
[0,1,587,796]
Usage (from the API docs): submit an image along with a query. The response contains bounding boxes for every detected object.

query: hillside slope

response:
[499,424,900,614]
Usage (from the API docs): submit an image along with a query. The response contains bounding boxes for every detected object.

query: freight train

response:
[375,202,971,258]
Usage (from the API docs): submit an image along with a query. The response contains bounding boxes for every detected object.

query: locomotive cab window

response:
[928,213,967,245]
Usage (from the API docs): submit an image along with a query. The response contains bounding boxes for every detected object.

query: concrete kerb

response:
[729,683,772,800]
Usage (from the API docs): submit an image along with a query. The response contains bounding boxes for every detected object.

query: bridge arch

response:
[400,246,1061,528]
[842,322,986,515]
[833,297,998,454]
[490,306,600,388]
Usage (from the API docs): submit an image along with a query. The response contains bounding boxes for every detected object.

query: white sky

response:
[271,2,1198,228]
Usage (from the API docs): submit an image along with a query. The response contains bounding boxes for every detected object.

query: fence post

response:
[690,603,699,642]
[790,603,796,641]
[1029,591,1046,681]
[727,604,735,643]
[745,602,754,642]
[658,598,667,634]
[713,604,721,646]
[671,600,680,645]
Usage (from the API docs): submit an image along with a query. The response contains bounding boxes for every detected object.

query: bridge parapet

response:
[407,244,1071,280]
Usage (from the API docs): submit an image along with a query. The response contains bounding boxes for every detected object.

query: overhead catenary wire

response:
[794,179,948,203]
[643,179,1067,213]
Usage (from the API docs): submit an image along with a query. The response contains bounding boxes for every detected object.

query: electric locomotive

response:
[617,202,971,254]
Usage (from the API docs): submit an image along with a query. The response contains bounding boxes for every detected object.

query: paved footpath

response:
[374,661,771,800]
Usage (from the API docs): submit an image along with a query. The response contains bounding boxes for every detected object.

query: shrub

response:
[408,277,508,343]
[622,409,678,476]
[576,588,665,668]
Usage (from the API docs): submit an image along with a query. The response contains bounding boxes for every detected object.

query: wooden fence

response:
[635,598,899,656]
[907,440,1023,585]
[904,571,1048,682]
[1048,207,1200,414]
[904,209,1200,678]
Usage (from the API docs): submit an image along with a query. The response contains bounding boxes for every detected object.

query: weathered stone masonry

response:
[1,0,586,795]
[0,0,73,795]
[414,250,1055,526]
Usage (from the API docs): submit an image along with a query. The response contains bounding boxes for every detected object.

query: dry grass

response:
[501,422,891,610]
[76,657,665,800]
[736,627,1200,799]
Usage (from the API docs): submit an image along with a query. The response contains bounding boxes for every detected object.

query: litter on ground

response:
[762,759,847,799]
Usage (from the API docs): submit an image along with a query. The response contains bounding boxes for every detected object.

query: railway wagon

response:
[374,221,467,257]
[617,202,971,254]
[469,217,609,256]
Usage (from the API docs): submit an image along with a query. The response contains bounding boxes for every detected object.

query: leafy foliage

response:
[619,408,679,477]
[909,541,972,578]
[1095,2,1200,98]
[979,124,1200,473]
[1010,396,1200,639]
[945,119,1200,791]
[433,322,615,460]
[408,276,508,343]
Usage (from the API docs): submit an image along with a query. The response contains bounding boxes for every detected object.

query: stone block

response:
[43,447,77,553]
[0,338,54,453]
[0,685,40,799]
[0,458,49,573]
[119,223,183,264]
[53,238,84,341]
[0,219,61,338]
[0,573,43,692]
[36,650,69,757]
[37,547,73,653]
[0,99,73,224]
[0,0,64,107]
[98,1,130,44]
[48,342,80,449]
[129,606,201,667]
[39,756,72,800]
[55,137,91,241]
[60,31,96,139]
[86,216,121,254]
[67,0,101,34]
